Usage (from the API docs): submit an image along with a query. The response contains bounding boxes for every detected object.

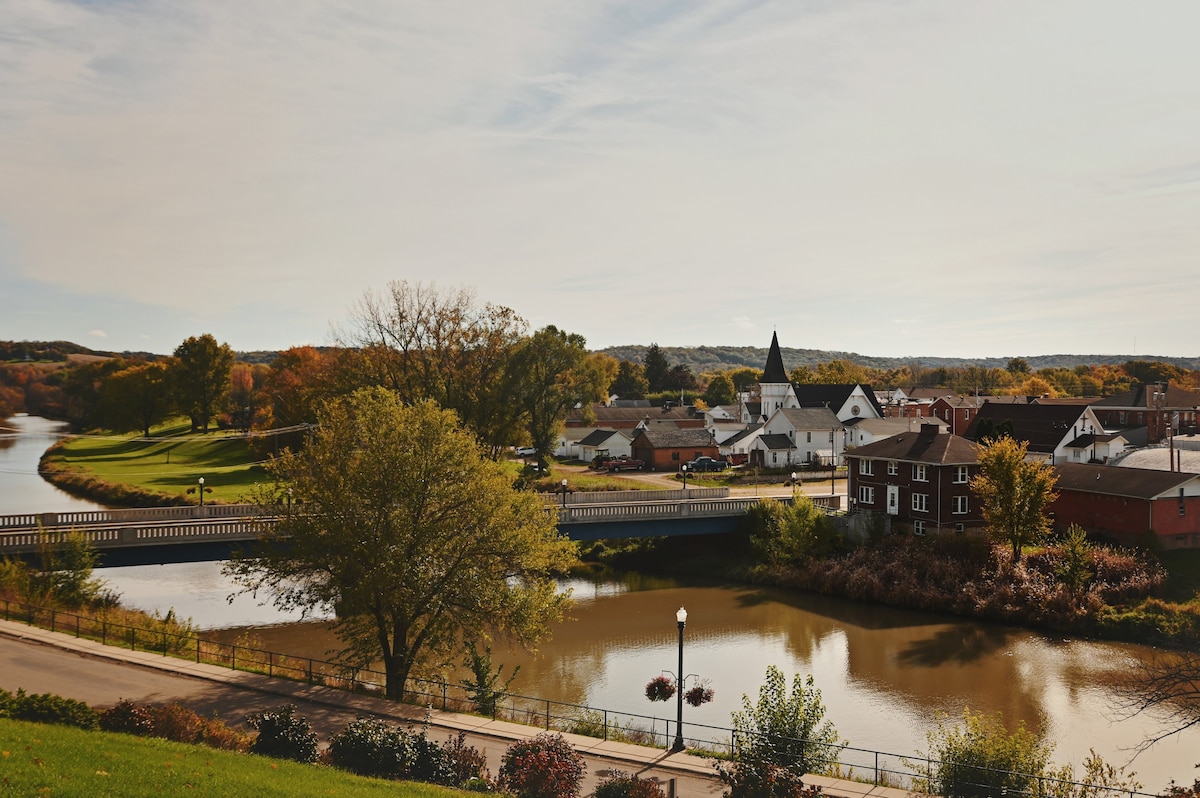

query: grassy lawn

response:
[0,717,459,798]
[47,418,268,505]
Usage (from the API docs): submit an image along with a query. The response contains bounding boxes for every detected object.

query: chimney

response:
[919,423,941,438]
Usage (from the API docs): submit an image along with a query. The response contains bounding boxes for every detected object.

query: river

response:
[2,415,1197,786]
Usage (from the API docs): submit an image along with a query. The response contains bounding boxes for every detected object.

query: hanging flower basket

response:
[684,683,714,707]
[644,675,676,702]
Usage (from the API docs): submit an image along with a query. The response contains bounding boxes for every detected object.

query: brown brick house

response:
[1049,462,1200,549]
[846,423,983,535]
[630,425,719,471]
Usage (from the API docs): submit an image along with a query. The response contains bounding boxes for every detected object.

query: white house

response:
[751,406,844,467]
[844,416,949,450]
[576,429,633,464]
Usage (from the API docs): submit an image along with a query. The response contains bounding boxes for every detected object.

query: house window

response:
[953,495,969,514]
[672,451,680,461]
[913,520,926,536]
[887,461,898,475]
[963,409,970,419]
[860,460,874,476]
[859,486,874,504]
[955,523,965,533]
[1119,411,1126,424]
[953,466,968,484]
[913,464,928,482]
[912,493,929,512]
[806,431,812,443]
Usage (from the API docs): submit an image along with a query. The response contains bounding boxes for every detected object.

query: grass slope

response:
[0,717,458,798]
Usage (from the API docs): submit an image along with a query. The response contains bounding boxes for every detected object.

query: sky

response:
[1,1,1198,360]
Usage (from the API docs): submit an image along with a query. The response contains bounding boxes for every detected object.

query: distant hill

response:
[597,345,1200,374]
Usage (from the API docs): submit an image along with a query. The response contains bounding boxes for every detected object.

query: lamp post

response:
[287,487,293,513]
[831,427,837,495]
[681,464,690,492]
[198,477,205,508]
[671,606,687,753]
[560,478,568,508]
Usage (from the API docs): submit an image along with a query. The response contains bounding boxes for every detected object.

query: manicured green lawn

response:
[47,418,268,504]
[0,717,458,797]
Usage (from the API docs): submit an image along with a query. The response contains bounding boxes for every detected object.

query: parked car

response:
[685,456,728,472]
[514,446,537,457]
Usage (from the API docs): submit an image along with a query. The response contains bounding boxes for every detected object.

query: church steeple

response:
[762,331,789,384]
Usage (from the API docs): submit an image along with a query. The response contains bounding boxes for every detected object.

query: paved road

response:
[0,621,725,797]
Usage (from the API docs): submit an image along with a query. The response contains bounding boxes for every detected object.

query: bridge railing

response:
[561,488,729,504]
[0,597,1153,798]
[0,503,266,531]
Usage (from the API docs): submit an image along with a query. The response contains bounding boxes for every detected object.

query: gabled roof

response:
[633,426,716,448]
[1054,462,1200,500]
[845,426,980,465]
[1093,382,1200,410]
[1063,433,1122,449]
[722,423,763,446]
[776,407,842,429]
[756,433,796,451]
[962,403,1091,453]
[791,384,884,417]
[576,428,629,447]
[851,417,948,437]
[762,332,789,384]
[609,399,652,408]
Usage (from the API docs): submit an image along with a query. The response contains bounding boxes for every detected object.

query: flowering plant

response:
[684,683,714,707]
[644,675,676,702]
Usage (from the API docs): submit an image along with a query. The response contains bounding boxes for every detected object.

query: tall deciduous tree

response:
[226,388,577,699]
[509,326,609,466]
[970,437,1058,561]
[172,334,234,432]
[610,360,649,399]
[703,373,735,406]
[339,281,527,455]
[100,361,173,437]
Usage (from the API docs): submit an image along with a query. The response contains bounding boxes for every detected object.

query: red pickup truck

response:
[602,456,645,472]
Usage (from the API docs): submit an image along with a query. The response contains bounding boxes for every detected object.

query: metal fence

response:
[0,598,1155,798]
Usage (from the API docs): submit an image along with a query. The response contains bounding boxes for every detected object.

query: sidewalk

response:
[0,618,909,798]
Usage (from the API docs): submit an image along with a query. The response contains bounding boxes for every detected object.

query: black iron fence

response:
[0,598,1156,798]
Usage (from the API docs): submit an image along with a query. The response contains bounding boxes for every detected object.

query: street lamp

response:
[287,487,293,513]
[791,471,798,503]
[560,478,568,508]
[198,476,205,508]
[681,464,690,491]
[671,606,687,753]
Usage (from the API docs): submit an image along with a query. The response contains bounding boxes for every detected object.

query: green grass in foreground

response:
[49,418,268,504]
[0,717,457,798]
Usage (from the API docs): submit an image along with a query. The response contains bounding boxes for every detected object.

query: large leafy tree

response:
[509,326,610,466]
[338,281,528,455]
[172,334,234,432]
[609,360,649,399]
[703,373,735,406]
[100,361,173,436]
[226,388,578,699]
[643,343,670,393]
[970,436,1058,561]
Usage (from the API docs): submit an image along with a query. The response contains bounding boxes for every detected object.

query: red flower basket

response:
[684,684,714,707]
[644,675,676,702]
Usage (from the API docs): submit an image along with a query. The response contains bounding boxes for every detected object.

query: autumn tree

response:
[728,368,761,393]
[704,373,736,406]
[100,361,173,436]
[970,437,1058,561]
[172,334,234,432]
[226,388,578,699]
[610,360,649,399]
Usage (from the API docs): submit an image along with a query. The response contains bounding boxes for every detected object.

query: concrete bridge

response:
[0,489,842,566]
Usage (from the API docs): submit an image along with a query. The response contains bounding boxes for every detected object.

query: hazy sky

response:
[2,1,1198,359]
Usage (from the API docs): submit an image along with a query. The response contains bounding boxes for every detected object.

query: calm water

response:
[0,415,114,514]
[2,416,1197,786]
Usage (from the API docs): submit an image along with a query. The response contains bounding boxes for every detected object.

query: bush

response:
[247,704,319,763]
[147,702,206,743]
[714,759,823,798]
[499,733,586,798]
[99,699,155,736]
[327,716,463,785]
[594,771,667,798]
[3,689,98,730]
[731,667,844,775]
[909,708,1052,798]
[441,731,490,786]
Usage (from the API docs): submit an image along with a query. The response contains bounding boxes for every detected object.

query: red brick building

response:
[630,426,719,472]
[846,423,983,535]
[1049,463,1200,549]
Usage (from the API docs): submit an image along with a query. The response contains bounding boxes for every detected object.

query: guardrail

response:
[0,598,1153,798]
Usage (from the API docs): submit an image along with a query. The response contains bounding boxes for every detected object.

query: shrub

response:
[147,702,206,743]
[440,731,489,787]
[4,689,98,730]
[499,733,586,798]
[909,708,1053,798]
[329,716,407,779]
[99,699,155,736]
[461,642,520,716]
[594,770,667,798]
[731,667,844,775]
[714,759,823,798]
[247,704,319,763]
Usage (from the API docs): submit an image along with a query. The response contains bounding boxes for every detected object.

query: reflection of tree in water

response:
[897,624,1013,667]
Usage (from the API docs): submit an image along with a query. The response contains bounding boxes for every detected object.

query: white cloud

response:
[1,1,1199,357]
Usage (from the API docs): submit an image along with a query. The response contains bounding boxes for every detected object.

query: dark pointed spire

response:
[762,331,789,384]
